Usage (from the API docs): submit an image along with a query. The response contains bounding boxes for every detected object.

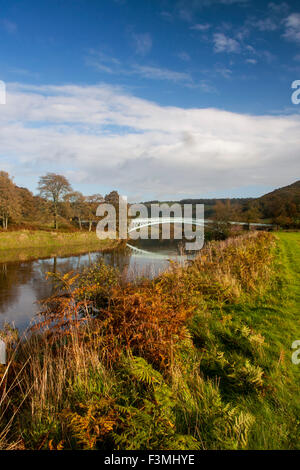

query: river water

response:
[0,240,194,332]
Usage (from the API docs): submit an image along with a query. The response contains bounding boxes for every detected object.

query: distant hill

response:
[179,197,252,219]
[141,180,300,227]
[142,198,253,218]
[255,180,300,226]
[258,180,300,205]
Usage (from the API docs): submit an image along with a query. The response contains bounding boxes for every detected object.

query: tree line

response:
[0,171,120,230]
[180,180,300,228]
[0,171,299,231]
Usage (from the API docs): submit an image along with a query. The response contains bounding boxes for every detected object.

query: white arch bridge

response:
[128,217,273,233]
[128,217,205,232]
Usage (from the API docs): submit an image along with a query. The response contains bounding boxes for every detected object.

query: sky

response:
[0,0,300,201]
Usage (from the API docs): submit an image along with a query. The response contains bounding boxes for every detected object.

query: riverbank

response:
[1,231,299,450]
[0,230,120,255]
[0,243,123,265]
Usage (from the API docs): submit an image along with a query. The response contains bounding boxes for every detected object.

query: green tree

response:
[38,173,72,229]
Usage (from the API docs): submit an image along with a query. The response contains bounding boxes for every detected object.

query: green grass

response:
[203,232,300,449]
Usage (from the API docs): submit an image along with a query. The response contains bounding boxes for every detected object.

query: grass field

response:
[211,231,300,448]
[0,230,119,257]
[1,231,299,450]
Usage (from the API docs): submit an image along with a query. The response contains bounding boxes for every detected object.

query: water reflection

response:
[0,240,189,332]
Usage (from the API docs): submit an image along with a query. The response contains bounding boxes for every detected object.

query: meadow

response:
[0,230,119,252]
[0,231,299,450]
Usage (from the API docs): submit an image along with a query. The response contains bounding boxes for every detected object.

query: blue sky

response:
[0,0,300,200]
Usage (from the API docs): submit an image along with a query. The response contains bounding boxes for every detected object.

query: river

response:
[0,240,195,332]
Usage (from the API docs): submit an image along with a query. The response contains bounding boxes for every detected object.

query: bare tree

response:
[38,173,72,229]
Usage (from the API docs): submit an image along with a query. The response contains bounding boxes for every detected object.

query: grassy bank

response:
[0,230,119,254]
[0,244,122,264]
[1,231,299,450]
[205,231,300,449]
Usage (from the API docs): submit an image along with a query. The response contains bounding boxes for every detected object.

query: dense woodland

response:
[0,170,299,231]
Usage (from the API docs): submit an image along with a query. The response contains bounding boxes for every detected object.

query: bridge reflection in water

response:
[127,216,273,262]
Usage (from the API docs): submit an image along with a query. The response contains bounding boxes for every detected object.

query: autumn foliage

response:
[2,231,294,451]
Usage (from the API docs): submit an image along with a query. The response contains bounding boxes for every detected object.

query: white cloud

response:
[86,51,197,87]
[0,82,299,198]
[160,11,174,22]
[255,17,277,31]
[164,0,249,25]
[245,58,257,64]
[213,33,241,53]
[198,80,217,93]
[283,13,300,43]
[215,66,232,78]
[133,65,192,84]
[86,51,121,74]
[132,33,152,55]
[178,51,191,61]
[190,23,211,31]
[246,3,289,33]
[268,2,289,16]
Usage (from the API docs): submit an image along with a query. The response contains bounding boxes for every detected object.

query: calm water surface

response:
[0,240,195,331]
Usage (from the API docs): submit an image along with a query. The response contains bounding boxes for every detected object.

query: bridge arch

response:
[128,217,206,233]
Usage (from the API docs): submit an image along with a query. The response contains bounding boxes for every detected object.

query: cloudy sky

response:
[0,0,300,200]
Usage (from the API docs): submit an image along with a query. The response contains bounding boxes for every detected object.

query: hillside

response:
[142,180,300,227]
[256,180,300,225]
